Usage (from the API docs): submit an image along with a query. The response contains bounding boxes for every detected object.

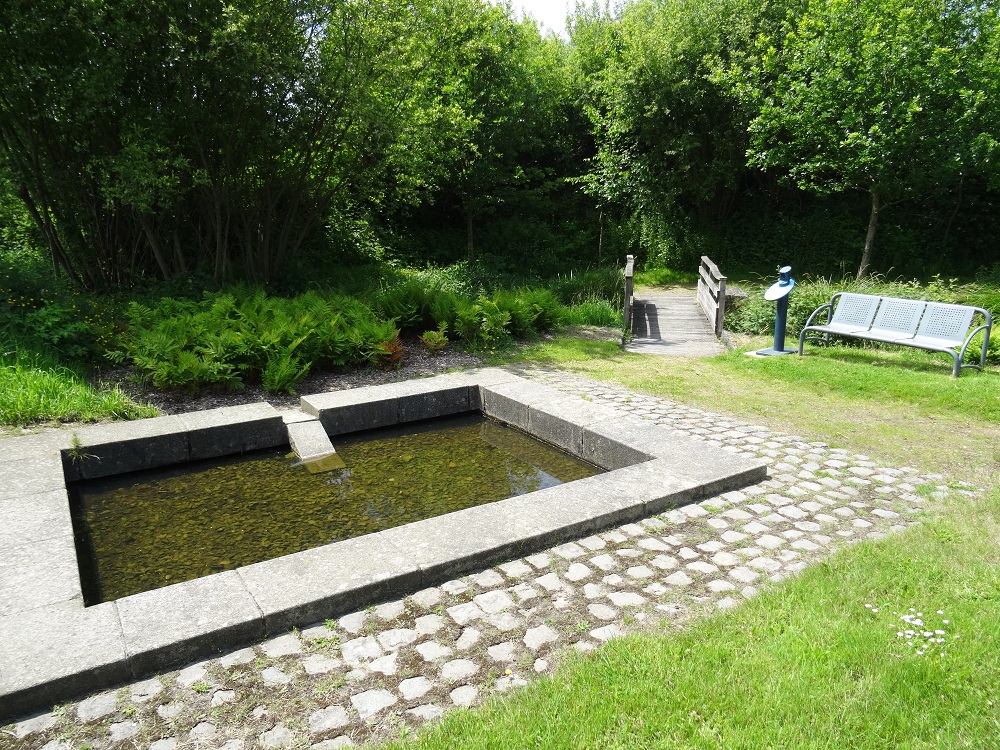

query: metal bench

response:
[798,292,992,377]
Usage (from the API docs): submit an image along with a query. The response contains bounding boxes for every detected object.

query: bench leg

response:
[951,351,961,378]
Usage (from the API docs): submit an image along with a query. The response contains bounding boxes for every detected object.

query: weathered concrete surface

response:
[479,379,562,431]
[238,533,421,634]
[179,402,285,459]
[526,396,620,458]
[0,431,73,464]
[286,419,336,462]
[1,453,68,498]
[0,489,73,549]
[0,602,128,720]
[0,534,81,616]
[61,414,190,480]
[117,571,266,677]
[301,373,474,434]
[61,404,285,480]
[300,386,399,435]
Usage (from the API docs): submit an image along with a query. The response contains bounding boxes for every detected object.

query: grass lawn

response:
[384,335,1000,749]
[506,335,1000,484]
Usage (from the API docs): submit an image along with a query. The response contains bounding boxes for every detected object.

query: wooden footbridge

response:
[623,256,728,357]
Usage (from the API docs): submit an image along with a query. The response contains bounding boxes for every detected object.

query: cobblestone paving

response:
[3,368,964,750]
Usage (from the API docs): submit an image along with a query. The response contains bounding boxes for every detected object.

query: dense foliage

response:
[2,0,999,288]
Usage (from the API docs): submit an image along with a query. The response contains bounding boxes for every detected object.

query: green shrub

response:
[493,289,541,337]
[450,296,514,350]
[371,278,426,331]
[514,287,564,331]
[559,298,623,328]
[419,325,449,353]
[547,267,624,308]
[111,288,400,393]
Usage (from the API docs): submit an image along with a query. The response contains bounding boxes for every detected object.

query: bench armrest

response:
[802,301,834,330]
[959,309,992,368]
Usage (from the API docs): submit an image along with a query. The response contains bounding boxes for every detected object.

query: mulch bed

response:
[94,337,485,416]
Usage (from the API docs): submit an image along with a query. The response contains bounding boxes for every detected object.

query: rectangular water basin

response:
[0,369,768,720]
[71,414,602,603]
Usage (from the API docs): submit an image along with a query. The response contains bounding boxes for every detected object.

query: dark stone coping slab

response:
[0,368,766,721]
[61,403,286,481]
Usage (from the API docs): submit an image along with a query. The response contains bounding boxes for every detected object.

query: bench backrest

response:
[914,302,976,344]
[869,298,926,336]
[831,293,881,329]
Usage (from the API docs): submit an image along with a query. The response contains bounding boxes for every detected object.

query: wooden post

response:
[623,255,635,337]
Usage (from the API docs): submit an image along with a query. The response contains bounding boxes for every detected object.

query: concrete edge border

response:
[0,368,766,720]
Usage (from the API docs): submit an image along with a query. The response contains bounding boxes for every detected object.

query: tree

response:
[0,0,468,286]
[572,0,804,265]
[429,8,584,263]
[747,0,997,278]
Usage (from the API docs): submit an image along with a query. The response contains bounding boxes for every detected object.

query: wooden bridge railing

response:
[623,254,635,335]
[697,255,727,337]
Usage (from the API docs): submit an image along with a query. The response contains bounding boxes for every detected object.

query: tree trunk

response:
[597,208,604,265]
[466,210,475,264]
[138,213,171,280]
[857,191,880,279]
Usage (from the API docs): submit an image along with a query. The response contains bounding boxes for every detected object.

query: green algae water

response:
[70,414,601,603]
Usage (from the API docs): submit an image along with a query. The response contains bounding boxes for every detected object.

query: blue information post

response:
[755,266,796,356]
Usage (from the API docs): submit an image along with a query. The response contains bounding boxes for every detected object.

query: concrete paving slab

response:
[300,387,398,435]
[437,367,521,410]
[0,535,81,616]
[180,403,285,459]
[527,397,619,457]
[0,602,127,721]
[581,420,658,470]
[389,375,472,422]
[377,506,528,587]
[0,454,67,499]
[479,380,562,431]
[0,490,73,549]
[287,419,336,461]
[117,571,265,676]
[0,432,73,464]
[238,532,420,633]
[65,415,189,480]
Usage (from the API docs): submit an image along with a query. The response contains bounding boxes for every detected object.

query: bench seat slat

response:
[807,321,876,336]
[864,298,926,338]
[828,293,881,330]
[902,334,968,350]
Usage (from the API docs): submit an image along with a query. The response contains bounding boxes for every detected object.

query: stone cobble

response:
[2,368,966,750]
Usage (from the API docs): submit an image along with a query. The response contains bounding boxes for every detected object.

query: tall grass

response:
[0,347,156,426]
[558,298,623,328]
